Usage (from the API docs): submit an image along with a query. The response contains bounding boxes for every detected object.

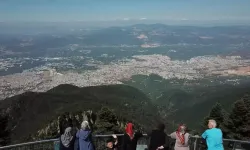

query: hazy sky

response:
[1,0,250,24]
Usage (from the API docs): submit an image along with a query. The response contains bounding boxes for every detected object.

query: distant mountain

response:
[0,84,161,144]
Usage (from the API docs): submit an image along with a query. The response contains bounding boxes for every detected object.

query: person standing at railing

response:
[122,122,143,150]
[76,121,95,150]
[147,123,170,150]
[201,120,224,150]
[59,127,76,150]
[170,124,190,150]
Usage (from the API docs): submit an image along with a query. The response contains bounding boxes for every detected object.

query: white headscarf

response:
[81,121,90,130]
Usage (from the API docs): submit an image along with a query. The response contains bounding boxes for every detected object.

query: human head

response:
[208,119,217,129]
[157,123,165,131]
[67,118,73,128]
[178,124,187,134]
[81,120,90,130]
[107,142,113,148]
[106,139,114,148]
[64,127,73,135]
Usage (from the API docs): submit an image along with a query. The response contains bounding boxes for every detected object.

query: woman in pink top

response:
[170,124,190,150]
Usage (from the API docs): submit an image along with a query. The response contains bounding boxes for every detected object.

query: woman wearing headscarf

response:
[122,122,143,150]
[76,121,95,150]
[59,127,76,150]
[148,123,169,150]
[170,124,190,150]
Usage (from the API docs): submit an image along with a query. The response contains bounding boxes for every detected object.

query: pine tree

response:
[241,94,250,139]
[95,107,122,134]
[203,102,226,129]
[223,99,250,140]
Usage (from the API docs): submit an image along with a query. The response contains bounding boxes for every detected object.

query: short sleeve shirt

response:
[202,128,224,150]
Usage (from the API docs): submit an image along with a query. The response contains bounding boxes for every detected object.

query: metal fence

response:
[0,134,250,150]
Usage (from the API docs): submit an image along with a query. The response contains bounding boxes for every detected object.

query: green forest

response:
[0,84,160,145]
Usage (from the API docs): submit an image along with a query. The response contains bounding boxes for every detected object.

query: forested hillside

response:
[1,80,250,145]
[123,74,250,129]
[203,94,250,140]
[0,84,161,144]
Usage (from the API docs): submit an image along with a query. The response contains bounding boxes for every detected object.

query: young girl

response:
[106,134,118,150]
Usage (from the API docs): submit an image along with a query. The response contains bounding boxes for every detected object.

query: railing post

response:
[232,142,236,150]
[193,137,197,150]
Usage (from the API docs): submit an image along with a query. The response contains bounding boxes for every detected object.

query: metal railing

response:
[0,134,250,150]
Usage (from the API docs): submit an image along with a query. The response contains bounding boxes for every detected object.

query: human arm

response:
[201,131,208,147]
[170,132,176,139]
[146,130,152,137]
[112,134,118,146]
[135,130,143,139]
[201,130,207,139]
[76,130,79,138]
[121,134,127,150]
[158,134,170,150]
[157,146,164,149]
[69,135,76,148]
[163,135,170,149]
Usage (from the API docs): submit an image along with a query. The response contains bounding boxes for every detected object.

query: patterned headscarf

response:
[176,125,186,145]
[61,127,74,147]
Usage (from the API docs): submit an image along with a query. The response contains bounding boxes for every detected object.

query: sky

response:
[0,0,250,25]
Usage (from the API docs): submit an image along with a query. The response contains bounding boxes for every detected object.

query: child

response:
[106,134,118,150]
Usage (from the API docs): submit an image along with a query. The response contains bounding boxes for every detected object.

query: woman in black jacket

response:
[122,123,143,150]
[148,123,169,150]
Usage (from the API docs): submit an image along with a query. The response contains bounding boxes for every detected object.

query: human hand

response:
[157,146,164,149]
[112,134,117,139]
[194,135,199,138]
